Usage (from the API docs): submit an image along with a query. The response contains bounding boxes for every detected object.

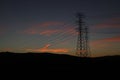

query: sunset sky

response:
[0,0,120,57]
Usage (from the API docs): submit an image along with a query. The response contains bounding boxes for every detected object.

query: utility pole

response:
[76,13,90,57]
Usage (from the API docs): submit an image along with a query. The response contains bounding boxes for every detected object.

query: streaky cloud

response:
[21,21,77,36]
[26,44,70,53]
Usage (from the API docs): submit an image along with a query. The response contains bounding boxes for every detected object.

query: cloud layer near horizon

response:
[91,36,120,50]
[26,44,69,53]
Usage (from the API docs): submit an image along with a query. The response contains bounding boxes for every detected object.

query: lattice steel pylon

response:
[76,13,90,57]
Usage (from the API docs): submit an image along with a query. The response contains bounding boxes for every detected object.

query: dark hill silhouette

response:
[0,52,120,71]
[0,52,120,64]
[0,52,89,64]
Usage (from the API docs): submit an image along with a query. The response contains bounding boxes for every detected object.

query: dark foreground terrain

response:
[0,52,120,71]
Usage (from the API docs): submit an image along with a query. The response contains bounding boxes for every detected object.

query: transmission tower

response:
[76,13,90,57]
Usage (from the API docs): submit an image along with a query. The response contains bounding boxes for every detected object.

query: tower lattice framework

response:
[76,13,90,57]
